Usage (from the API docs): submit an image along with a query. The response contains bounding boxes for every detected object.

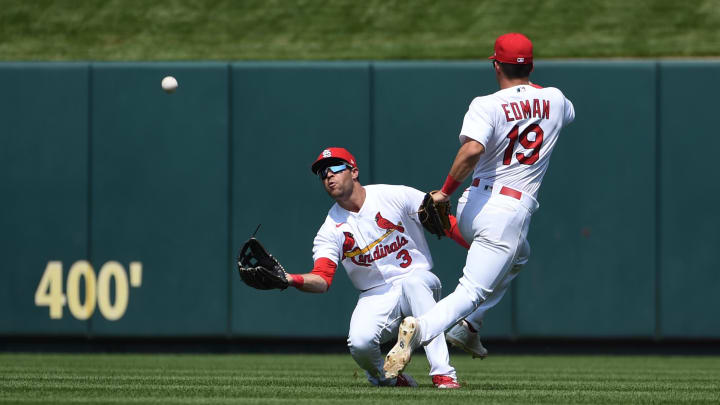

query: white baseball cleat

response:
[445,320,489,359]
[383,316,422,379]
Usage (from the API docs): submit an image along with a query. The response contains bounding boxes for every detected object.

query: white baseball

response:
[161,76,178,93]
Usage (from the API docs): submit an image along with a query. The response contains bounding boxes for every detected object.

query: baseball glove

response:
[237,237,289,290]
[418,191,451,239]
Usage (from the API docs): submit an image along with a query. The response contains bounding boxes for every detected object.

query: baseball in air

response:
[161,76,178,93]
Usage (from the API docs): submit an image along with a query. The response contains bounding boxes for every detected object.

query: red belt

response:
[471,179,522,200]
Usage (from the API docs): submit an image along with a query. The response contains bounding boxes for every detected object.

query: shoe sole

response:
[435,383,462,389]
[383,317,418,379]
[445,335,488,360]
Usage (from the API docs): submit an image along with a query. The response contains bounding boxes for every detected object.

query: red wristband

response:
[289,274,304,288]
[440,175,461,196]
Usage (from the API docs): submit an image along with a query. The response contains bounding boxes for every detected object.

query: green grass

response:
[1,353,719,404]
[0,0,719,60]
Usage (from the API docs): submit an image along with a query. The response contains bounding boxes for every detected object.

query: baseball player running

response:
[237,147,468,388]
[384,33,576,378]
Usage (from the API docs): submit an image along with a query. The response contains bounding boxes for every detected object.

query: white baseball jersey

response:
[460,84,575,198]
[313,184,433,291]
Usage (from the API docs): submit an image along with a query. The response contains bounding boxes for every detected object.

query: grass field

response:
[2,353,719,404]
[1,0,719,60]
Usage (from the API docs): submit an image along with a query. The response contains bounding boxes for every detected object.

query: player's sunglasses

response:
[318,163,352,180]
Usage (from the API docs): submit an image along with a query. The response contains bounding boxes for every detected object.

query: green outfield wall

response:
[1,61,718,340]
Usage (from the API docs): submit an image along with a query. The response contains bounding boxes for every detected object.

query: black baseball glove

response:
[418,191,451,239]
[237,237,289,290]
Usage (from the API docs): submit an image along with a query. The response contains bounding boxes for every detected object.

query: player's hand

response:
[430,190,449,203]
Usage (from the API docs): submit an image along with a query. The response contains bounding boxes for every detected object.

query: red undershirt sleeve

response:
[444,215,470,250]
[310,257,338,288]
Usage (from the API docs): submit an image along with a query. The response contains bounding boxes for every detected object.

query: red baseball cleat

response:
[432,375,461,389]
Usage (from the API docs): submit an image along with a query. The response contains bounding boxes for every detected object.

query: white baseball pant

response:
[416,181,538,344]
[347,270,456,386]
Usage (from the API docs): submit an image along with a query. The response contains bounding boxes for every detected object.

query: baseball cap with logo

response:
[311,147,358,174]
[488,33,533,64]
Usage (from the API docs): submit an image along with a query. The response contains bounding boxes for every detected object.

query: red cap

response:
[311,147,358,174]
[488,33,533,64]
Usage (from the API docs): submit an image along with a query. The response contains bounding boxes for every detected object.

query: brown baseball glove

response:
[418,191,451,239]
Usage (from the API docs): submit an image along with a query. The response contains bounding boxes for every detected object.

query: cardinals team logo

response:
[342,232,362,258]
[342,212,409,267]
[322,149,332,158]
[375,212,404,233]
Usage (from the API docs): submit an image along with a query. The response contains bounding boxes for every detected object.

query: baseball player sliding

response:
[384,33,576,378]
[237,147,469,389]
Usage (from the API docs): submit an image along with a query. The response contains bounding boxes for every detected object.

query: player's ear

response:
[351,167,359,181]
[529,62,534,73]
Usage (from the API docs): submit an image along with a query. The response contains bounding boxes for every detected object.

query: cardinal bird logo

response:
[375,212,404,233]
[342,232,361,256]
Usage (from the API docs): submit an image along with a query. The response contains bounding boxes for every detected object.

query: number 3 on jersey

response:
[503,123,544,165]
[396,249,412,268]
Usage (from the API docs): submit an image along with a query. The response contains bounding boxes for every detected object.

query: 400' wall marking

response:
[34,261,143,321]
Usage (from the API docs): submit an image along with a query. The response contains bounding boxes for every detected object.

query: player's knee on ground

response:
[347,331,387,381]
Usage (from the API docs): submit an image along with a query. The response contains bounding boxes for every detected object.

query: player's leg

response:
[347,283,403,386]
[397,271,457,382]
[418,196,532,344]
[447,239,530,357]
[456,188,527,328]
[463,239,530,329]
[384,196,532,378]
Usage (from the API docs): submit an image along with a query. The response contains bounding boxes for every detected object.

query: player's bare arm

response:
[286,273,329,293]
[447,140,485,182]
[434,140,485,203]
